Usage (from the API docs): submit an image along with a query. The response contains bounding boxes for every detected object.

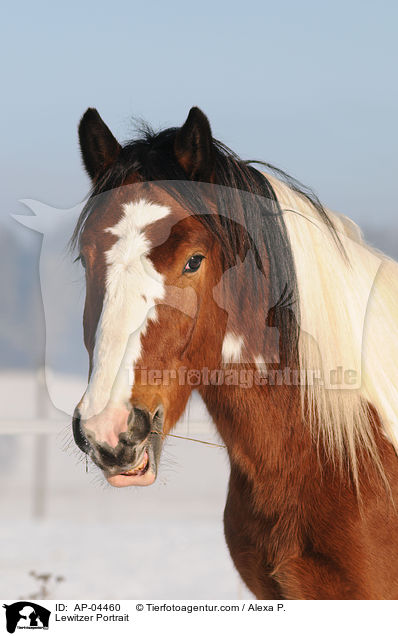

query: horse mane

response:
[269,175,398,485]
[72,123,398,485]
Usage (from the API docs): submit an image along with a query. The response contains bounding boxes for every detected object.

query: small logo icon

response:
[2,602,51,633]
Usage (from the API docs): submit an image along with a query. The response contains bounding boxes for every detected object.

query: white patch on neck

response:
[80,199,170,420]
[222,332,244,363]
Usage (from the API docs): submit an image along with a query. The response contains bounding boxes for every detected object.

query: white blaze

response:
[80,199,170,421]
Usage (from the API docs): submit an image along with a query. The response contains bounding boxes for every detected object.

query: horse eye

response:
[74,254,86,269]
[183,254,204,273]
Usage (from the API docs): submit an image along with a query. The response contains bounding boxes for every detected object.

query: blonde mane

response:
[267,174,398,482]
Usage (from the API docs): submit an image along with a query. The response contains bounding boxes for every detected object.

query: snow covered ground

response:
[0,372,253,599]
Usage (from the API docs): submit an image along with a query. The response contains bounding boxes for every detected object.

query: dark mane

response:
[72,124,338,365]
[72,124,334,243]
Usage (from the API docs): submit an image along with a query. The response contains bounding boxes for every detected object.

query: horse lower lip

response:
[105,437,161,487]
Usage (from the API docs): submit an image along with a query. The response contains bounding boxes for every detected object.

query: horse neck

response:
[199,381,318,509]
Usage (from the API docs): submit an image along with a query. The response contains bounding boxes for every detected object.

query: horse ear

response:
[174,107,215,181]
[78,108,121,182]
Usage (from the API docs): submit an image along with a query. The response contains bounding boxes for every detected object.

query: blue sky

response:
[2,0,397,230]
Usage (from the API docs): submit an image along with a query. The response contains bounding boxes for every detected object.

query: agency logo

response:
[2,602,51,633]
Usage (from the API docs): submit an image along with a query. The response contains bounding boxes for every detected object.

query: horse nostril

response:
[128,407,152,442]
[72,408,90,454]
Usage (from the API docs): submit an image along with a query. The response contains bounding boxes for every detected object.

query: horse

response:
[71,106,398,599]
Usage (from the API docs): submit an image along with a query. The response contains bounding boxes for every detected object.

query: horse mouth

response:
[120,450,149,476]
[106,449,154,487]
[105,428,163,488]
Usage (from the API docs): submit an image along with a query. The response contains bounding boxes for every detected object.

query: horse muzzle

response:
[72,405,164,487]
